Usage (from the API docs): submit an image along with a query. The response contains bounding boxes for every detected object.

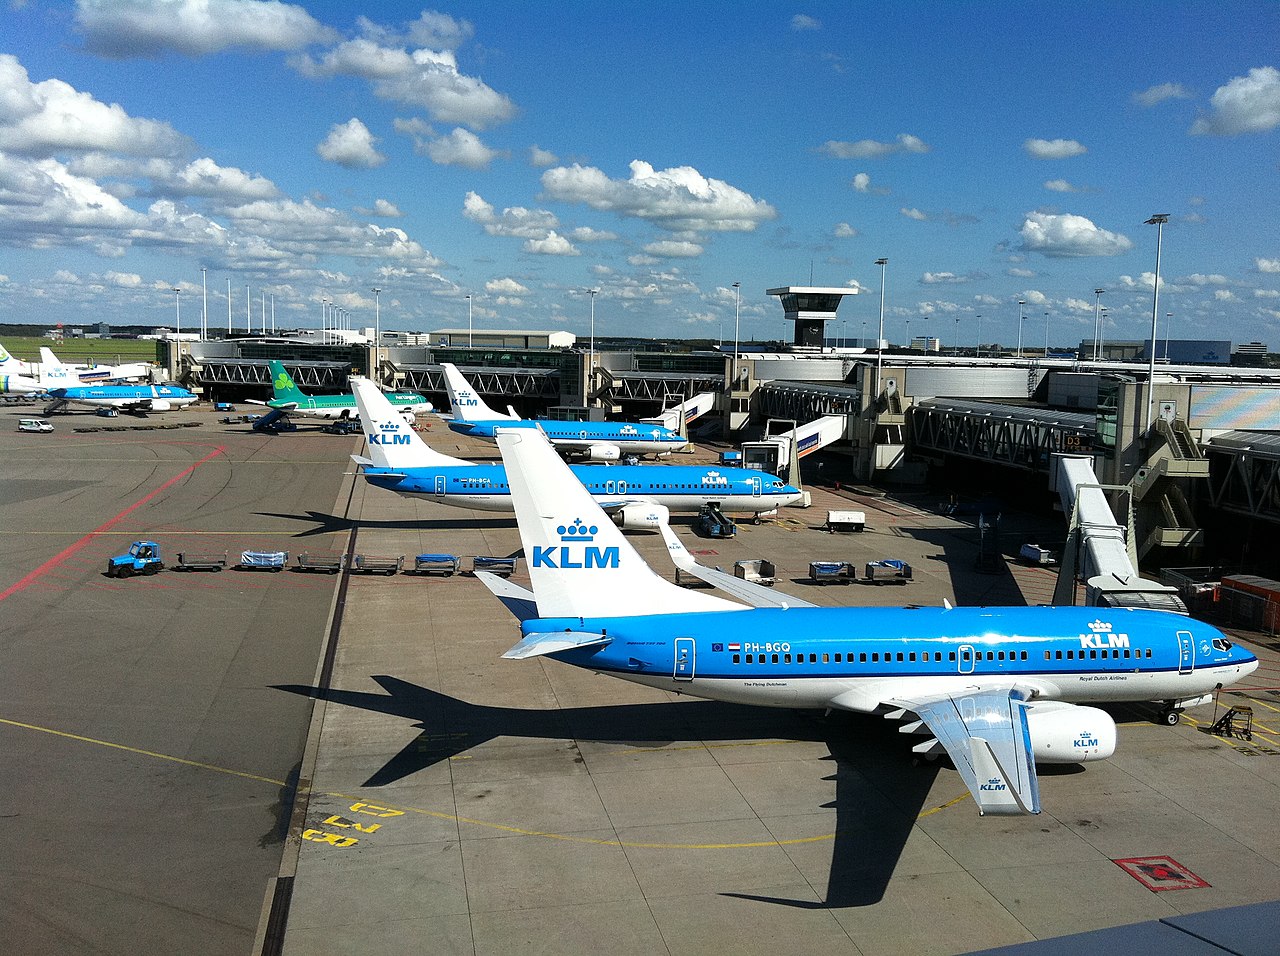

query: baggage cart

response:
[295,551,346,574]
[733,559,776,587]
[864,559,912,584]
[352,554,404,575]
[173,550,228,572]
[411,553,461,576]
[826,510,866,533]
[473,555,517,577]
[809,560,856,584]
[239,550,288,571]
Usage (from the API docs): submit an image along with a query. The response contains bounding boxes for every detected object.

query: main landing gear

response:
[1157,705,1183,726]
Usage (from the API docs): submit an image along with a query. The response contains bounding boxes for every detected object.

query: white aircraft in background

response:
[38,347,151,383]
[0,340,152,394]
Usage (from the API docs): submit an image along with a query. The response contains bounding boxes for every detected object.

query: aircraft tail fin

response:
[0,340,17,371]
[268,360,308,404]
[495,428,741,619]
[440,363,514,422]
[351,378,471,468]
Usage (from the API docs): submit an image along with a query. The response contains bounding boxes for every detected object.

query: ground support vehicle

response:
[809,560,857,584]
[734,559,776,586]
[295,552,346,573]
[410,554,461,576]
[472,556,517,577]
[693,503,737,539]
[352,554,403,575]
[106,541,164,577]
[826,510,866,533]
[173,551,228,572]
[238,550,288,571]
[17,418,54,433]
[864,559,912,584]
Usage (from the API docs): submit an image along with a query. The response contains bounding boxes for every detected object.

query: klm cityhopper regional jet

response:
[440,362,684,460]
[257,360,431,421]
[480,427,1258,816]
[351,379,801,524]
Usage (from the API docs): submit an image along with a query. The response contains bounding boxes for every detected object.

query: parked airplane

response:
[47,383,198,413]
[440,362,685,460]
[257,360,431,421]
[0,341,151,393]
[351,378,800,524]
[479,426,1258,816]
[39,346,150,383]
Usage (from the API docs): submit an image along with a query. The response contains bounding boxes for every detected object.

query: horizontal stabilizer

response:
[657,521,812,609]
[475,571,539,622]
[502,630,611,660]
[350,455,374,467]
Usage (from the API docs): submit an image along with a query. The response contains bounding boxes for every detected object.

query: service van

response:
[17,418,54,433]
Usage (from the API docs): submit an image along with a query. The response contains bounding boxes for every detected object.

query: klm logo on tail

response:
[532,518,620,569]
[370,422,410,446]
[457,391,480,407]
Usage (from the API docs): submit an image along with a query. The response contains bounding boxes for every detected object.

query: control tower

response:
[767,286,857,347]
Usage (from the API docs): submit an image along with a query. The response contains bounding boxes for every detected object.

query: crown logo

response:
[1088,620,1112,633]
[557,518,597,542]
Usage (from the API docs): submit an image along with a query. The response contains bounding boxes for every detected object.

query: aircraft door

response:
[434,475,445,498]
[957,644,976,675]
[1176,630,1195,674]
[750,476,762,497]
[673,638,695,681]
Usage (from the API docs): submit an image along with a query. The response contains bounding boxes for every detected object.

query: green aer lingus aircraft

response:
[259,360,432,421]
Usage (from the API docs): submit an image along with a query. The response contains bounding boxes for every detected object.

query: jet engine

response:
[584,443,621,462]
[612,503,670,531]
[149,400,171,411]
[1024,700,1116,763]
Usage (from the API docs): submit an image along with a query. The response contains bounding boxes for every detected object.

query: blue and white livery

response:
[483,427,1258,816]
[350,379,801,523]
[440,362,685,460]
[48,383,197,413]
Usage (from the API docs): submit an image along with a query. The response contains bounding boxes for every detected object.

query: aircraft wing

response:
[656,521,815,610]
[475,571,539,622]
[887,688,1041,816]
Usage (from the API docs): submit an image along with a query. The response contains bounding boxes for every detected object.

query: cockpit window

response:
[1211,638,1233,652]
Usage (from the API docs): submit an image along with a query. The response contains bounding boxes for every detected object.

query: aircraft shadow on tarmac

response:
[256,510,517,537]
[274,676,940,908]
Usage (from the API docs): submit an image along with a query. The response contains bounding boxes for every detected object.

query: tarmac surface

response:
[3,402,1279,955]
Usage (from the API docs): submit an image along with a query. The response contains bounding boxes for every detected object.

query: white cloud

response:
[524,231,578,256]
[1018,212,1132,257]
[1044,179,1080,193]
[833,222,858,238]
[1185,273,1230,286]
[1019,289,1049,306]
[569,226,617,242]
[529,145,557,167]
[643,240,703,258]
[426,127,500,168]
[1191,66,1280,135]
[540,160,776,233]
[1007,267,1036,278]
[921,272,967,284]
[821,133,930,159]
[1118,272,1160,291]
[294,39,515,130]
[402,10,474,50]
[1256,257,1280,273]
[1133,82,1192,107]
[462,191,559,238]
[1023,138,1087,159]
[76,0,336,57]
[485,277,528,295]
[316,118,385,169]
[791,14,821,30]
[900,207,927,221]
[0,54,189,158]
[1215,289,1236,301]
[852,172,871,192]
[1063,297,1093,313]
[1253,289,1280,299]
[0,154,148,244]
[354,198,402,217]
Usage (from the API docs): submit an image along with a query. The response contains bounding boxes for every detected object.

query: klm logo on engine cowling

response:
[1074,731,1100,749]
[369,421,410,445]
[1079,619,1130,649]
[532,518,620,569]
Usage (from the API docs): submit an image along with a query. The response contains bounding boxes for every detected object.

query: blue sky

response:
[1,1,1279,350]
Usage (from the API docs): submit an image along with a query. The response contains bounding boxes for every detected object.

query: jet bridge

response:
[642,391,716,437]
[1051,455,1185,612]
[741,415,848,490]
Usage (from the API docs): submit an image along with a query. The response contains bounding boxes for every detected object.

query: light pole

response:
[172,286,181,338]
[588,289,599,401]
[1017,299,1025,357]
[372,287,381,376]
[1099,308,1108,359]
[1044,312,1050,357]
[874,258,887,398]
[226,278,232,334]
[1144,214,1170,432]
[975,314,982,357]
[732,281,741,386]
[270,294,275,334]
[905,317,911,350]
[1164,312,1172,360]
[954,315,960,354]
[466,294,472,347]
[1091,288,1106,360]
[200,267,207,340]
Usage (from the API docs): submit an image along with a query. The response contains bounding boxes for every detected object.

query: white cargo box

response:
[1018,543,1057,565]
[826,510,866,532]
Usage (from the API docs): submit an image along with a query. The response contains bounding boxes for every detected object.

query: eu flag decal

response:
[712,643,724,652]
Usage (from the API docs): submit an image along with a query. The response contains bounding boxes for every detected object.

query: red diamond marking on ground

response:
[1113,856,1211,892]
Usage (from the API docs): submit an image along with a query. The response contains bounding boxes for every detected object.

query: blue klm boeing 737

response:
[350,379,801,524]
[478,426,1258,816]
[440,362,685,460]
